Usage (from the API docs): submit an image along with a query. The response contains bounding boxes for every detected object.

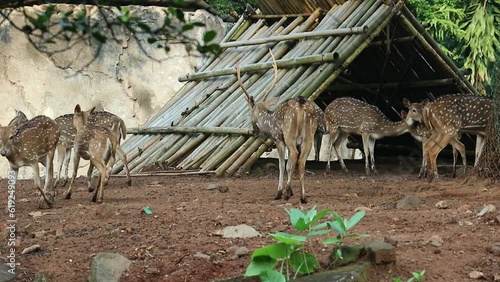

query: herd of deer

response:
[0,105,131,209]
[236,50,492,204]
[0,53,492,209]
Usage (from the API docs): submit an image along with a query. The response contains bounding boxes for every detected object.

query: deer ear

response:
[74,104,81,113]
[402,98,410,108]
[89,107,96,114]
[421,98,429,106]
[401,110,408,119]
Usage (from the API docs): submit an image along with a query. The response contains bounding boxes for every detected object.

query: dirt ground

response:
[2,158,500,282]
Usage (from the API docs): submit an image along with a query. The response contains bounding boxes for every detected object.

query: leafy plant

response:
[245,206,368,282]
[393,270,426,282]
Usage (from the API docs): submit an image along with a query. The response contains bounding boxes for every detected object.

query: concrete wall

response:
[0,5,230,179]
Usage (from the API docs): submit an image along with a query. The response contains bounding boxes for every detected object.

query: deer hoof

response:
[127,180,132,186]
[300,197,307,204]
[274,191,283,200]
[283,189,293,201]
[88,186,95,193]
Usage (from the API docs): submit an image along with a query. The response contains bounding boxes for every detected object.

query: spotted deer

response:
[54,111,131,189]
[63,105,130,203]
[236,50,318,203]
[324,97,424,175]
[405,94,491,179]
[0,115,60,209]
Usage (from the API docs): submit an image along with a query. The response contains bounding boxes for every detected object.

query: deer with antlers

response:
[54,111,131,189]
[63,105,130,203]
[236,50,318,204]
[405,94,491,180]
[0,114,60,209]
[324,97,426,175]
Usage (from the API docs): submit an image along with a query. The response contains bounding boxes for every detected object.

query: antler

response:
[261,49,279,102]
[236,65,254,107]
[236,48,279,107]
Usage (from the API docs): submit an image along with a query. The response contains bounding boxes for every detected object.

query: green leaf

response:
[270,232,307,244]
[332,212,347,231]
[251,243,291,260]
[289,252,318,274]
[327,220,346,236]
[287,208,305,228]
[336,248,344,260]
[307,229,331,237]
[322,237,342,245]
[309,208,330,226]
[258,269,286,282]
[346,211,365,230]
[245,255,277,277]
[203,30,217,43]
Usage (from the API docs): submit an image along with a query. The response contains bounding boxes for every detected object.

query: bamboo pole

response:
[219,26,368,49]
[249,13,317,19]
[127,126,253,135]
[369,35,416,47]
[178,52,339,82]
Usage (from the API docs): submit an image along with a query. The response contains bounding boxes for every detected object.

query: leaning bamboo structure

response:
[114,0,479,176]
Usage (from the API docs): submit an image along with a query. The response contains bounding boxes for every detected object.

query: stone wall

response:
[0,5,230,179]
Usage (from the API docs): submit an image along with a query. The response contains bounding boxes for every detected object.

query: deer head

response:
[236,49,279,136]
[403,98,429,123]
[74,104,96,131]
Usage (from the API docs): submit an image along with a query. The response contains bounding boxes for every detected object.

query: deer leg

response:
[64,153,80,200]
[274,142,286,200]
[298,136,314,204]
[333,132,349,173]
[116,144,132,186]
[361,134,371,176]
[314,131,322,162]
[91,159,108,204]
[474,135,485,167]
[87,163,95,192]
[284,144,298,201]
[30,161,52,209]
[426,133,453,180]
[449,136,466,177]
[60,147,72,187]
[326,130,338,173]
[418,141,427,178]
[368,138,377,174]
[54,145,65,189]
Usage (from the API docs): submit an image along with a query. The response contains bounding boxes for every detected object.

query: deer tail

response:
[295,99,307,147]
[119,119,127,141]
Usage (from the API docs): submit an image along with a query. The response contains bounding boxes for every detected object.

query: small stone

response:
[33,272,50,282]
[194,252,210,260]
[469,270,484,279]
[31,230,48,238]
[487,242,500,256]
[477,204,496,217]
[55,229,65,238]
[145,268,160,275]
[384,237,398,247]
[494,273,500,281]
[207,183,223,190]
[435,200,448,209]
[363,241,396,265]
[459,234,467,239]
[234,247,249,258]
[463,204,472,210]
[422,235,443,247]
[396,195,421,210]
[22,244,41,255]
[218,224,260,238]
[218,186,229,193]
[354,206,373,212]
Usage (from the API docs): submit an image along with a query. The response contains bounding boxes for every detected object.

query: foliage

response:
[406,0,500,93]
[0,0,221,67]
[206,0,256,16]
[245,206,368,282]
[393,270,426,282]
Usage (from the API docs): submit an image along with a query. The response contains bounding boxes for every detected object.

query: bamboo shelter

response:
[113,0,477,176]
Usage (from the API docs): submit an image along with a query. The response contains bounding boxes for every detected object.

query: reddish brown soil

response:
[2,159,500,282]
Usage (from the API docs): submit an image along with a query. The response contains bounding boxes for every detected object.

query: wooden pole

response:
[127,126,253,135]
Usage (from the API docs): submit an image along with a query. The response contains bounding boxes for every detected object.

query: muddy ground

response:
[1,158,499,282]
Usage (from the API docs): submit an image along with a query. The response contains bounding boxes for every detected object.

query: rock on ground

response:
[86,253,131,282]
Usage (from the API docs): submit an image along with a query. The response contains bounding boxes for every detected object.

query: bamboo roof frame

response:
[113,0,478,176]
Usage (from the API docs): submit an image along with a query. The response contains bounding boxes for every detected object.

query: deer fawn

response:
[324,97,425,175]
[236,50,318,203]
[8,110,29,128]
[0,115,60,209]
[405,95,491,179]
[54,111,131,189]
[63,105,129,203]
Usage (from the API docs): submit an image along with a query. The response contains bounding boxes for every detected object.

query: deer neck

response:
[371,119,412,139]
[253,104,281,139]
